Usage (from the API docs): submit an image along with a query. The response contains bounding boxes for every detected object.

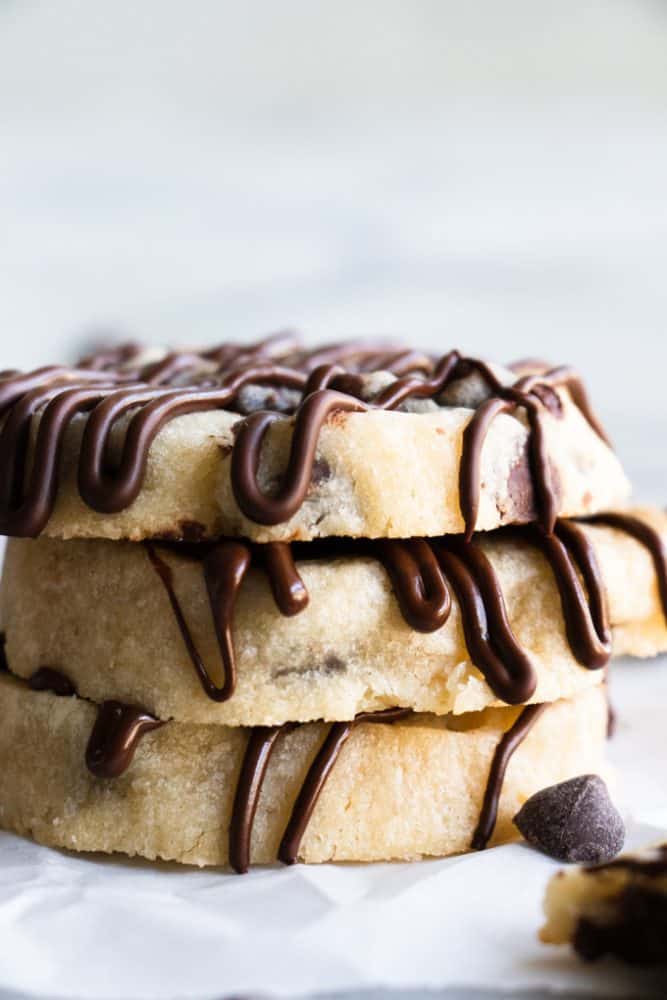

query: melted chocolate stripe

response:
[146,539,309,703]
[262,543,309,616]
[541,520,611,668]
[85,701,163,779]
[20,666,160,779]
[146,542,250,702]
[434,542,536,705]
[278,708,412,866]
[231,390,367,525]
[229,723,294,874]
[375,538,451,632]
[586,512,667,624]
[459,397,513,541]
[278,721,353,866]
[0,338,609,538]
[471,703,548,850]
[77,366,308,514]
[146,518,618,712]
[202,542,252,701]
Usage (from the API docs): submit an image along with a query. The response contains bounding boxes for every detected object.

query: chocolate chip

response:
[513,774,625,864]
[311,457,331,486]
[322,654,346,674]
[178,520,207,543]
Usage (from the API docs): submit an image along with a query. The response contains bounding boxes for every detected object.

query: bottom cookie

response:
[0,674,606,869]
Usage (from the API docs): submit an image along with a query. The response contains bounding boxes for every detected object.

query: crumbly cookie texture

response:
[541,844,667,963]
[0,677,605,867]
[39,387,628,542]
[2,509,665,727]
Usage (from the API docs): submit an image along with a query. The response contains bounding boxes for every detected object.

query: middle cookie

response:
[2,508,666,727]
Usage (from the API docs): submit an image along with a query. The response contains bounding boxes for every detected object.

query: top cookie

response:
[0,334,629,542]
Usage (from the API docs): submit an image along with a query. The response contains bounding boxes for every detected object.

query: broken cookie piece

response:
[541,843,667,964]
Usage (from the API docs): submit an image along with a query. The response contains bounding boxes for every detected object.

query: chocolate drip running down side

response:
[145,539,310,704]
[585,512,667,624]
[22,666,163,779]
[535,521,611,668]
[471,703,549,850]
[435,538,537,704]
[228,708,412,873]
[85,701,163,779]
[0,336,609,539]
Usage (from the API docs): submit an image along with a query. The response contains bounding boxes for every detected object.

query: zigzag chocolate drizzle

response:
[143,516,630,710]
[0,337,608,538]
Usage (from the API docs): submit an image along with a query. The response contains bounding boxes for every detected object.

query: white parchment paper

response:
[0,657,665,1000]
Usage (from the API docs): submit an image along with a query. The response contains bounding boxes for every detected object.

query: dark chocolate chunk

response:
[513,774,625,864]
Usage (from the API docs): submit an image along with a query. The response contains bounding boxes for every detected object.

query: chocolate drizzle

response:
[262,543,309,616]
[434,538,536,704]
[586,512,667,624]
[24,667,161,780]
[145,539,306,703]
[228,707,412,872]
[85,701,163,779]
[375,539,450,632]
[534,520,611,668]
[0,337,609,539]
[229,723,294,874]
[143,514,642,711]
[471,703,548,850]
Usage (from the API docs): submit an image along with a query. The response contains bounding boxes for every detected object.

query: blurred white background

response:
[1,0,666,494]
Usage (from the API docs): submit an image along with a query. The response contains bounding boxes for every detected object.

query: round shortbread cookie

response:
[2,509,665,726]
[0,340,629,542]
[0,676,606,868]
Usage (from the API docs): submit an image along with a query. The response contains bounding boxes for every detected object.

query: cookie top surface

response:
[0,333,629,541]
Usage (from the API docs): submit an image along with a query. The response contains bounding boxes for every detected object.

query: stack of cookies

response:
[0,335,665,871]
